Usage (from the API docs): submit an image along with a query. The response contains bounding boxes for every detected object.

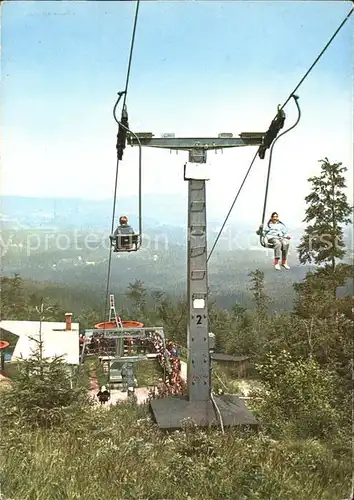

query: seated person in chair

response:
[110,215,135,251]
[263,212,291,270]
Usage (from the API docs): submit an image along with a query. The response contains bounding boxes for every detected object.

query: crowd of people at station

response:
[147,334,185,398]
[80,333,116,355]
[80,331,151,357]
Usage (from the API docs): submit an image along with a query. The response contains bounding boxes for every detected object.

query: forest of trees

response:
[0,158,353,499]
[1,158,353,390]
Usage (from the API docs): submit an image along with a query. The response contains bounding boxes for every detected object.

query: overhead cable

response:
[104,0,141,322]
[207,6,353,262]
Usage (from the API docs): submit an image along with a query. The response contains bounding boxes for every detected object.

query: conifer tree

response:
[297,158,352,270]
[295,158,353,311]
[125,279,147,316]
[248,269,270,318]
[1,301,90,427]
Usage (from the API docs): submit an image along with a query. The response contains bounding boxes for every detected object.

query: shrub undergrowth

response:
[0,398,351,500]
[0,340,351,499]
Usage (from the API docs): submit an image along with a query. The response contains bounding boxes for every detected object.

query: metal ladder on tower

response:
[108,293,130,355]
[189,181,207,281]
[109,294,123,328]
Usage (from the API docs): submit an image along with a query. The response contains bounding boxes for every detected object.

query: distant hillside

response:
[1,195,352,246]
[2,228,311,313]
[1,195,352,314]
[0,194,194,229]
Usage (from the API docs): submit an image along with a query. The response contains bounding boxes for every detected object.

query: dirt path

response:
[89,369,100,399]
[89,366,151,406]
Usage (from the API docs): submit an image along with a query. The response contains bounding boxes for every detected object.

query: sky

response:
[1,0,353,228]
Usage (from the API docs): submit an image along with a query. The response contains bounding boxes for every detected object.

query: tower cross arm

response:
[127,132,264,150]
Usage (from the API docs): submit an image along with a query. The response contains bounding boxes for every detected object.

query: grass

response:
[93,358,108,388]
[0,351,351,499]
[0,402,351,500]
[134,360,163,386]
[1,347,350,499]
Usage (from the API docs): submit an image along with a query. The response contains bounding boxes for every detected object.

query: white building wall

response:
[1,320,80,365]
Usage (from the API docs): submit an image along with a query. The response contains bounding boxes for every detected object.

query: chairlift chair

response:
[256,226,275,249]
[110,232,140,253]
[110,215,141,253]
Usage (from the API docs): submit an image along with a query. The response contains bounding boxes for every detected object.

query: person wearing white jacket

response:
[263,212,291,270]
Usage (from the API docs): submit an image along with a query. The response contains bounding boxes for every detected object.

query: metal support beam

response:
[85,327,165,339]
[128,134,263,150]
[187,177,209,401]
[126,131,261,429]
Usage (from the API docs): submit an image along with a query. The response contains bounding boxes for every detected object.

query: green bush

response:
[0,340,92,429]
[252,350,348,439]
[0,342,351,499]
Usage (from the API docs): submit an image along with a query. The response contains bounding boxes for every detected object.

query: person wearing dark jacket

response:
[96,385,111,405]
[110,215,135,251]
[113,215,135,237]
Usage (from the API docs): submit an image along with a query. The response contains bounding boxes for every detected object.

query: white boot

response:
[274,263,281,270]
[282,261,290,270]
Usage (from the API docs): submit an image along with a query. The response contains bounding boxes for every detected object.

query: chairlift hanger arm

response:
[116,105,129,161]
[258,107,286,160]
[111,96,143,246]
